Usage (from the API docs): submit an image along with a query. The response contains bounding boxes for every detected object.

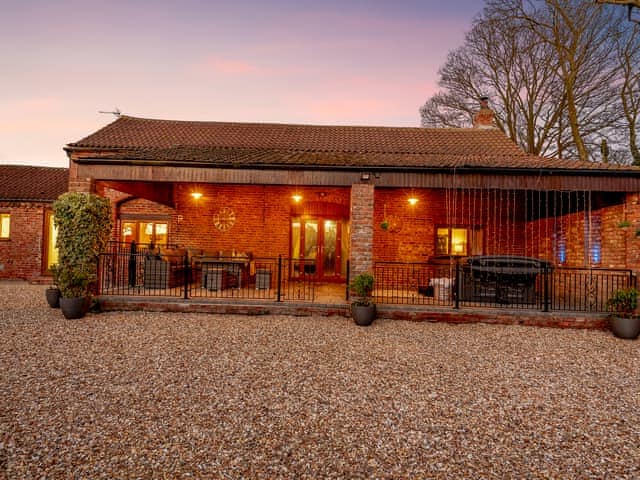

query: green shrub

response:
[52,192,113,298]
[349,272,375,306]
[607,287,639,318]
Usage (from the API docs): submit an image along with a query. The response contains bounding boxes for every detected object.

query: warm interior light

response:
[191,192,203,200]
[292,193,302,203]
[408,197,418,206]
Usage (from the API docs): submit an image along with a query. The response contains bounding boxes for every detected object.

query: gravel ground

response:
[1,281,639,479]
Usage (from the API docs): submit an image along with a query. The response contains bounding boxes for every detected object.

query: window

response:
[44,211,58,270]
[0,213,10,239]
[436,226,483,256]
[121,220,168,246]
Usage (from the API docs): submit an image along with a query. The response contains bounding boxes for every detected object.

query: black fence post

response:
[183,254,189,300]
[276,255,282,302]
[543,266,550,312]
[454,260,460,309]
[128,240,137,287]
[345,260,350,301]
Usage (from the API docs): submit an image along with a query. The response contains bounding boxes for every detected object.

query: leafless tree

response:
[421,0,638,163]
[614,22,640,164]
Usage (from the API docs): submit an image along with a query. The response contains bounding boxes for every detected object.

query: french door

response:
[291,217,349,281]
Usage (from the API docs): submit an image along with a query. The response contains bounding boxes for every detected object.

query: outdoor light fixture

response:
[408,196,419,206]
[191,192,203,200]
[292,193,302,203]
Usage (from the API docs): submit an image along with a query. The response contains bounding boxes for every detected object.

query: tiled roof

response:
[66,115,636,172]
[0,165,68,201]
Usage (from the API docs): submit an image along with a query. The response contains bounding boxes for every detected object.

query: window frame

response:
[0,213,10,240]
[435,225,484,257]
[120,218,169,246]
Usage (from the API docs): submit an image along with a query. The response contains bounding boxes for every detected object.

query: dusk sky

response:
[1,0,485,168]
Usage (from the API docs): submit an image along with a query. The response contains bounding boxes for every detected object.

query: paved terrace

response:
[1,281,639,478]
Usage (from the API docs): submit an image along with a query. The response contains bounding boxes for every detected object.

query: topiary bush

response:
[52,192,113,298]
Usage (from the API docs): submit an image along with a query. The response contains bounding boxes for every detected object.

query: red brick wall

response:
[95,182,640,275]
[100,183,351,259]
[172,184,350,258]
[0,202,48,280]
[373,188,526,262]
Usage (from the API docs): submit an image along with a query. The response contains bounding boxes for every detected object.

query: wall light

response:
[292,193,303,203]
[408,196,419,206]
[191,192,203,200]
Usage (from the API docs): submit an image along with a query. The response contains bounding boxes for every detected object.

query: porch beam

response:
[75,163,640,192]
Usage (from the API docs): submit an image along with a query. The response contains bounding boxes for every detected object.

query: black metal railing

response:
[373,259,635,313]
[98,251,319,302]
[98,249,635,313]
[373,261,456,306]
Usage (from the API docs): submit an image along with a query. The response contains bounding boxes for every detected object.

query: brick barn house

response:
[63,115,640,324]
[0,165,68,281]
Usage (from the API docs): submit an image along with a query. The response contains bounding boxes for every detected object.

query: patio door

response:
[291,217,348,281]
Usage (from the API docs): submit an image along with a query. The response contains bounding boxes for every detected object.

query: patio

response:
[2,281,639,478]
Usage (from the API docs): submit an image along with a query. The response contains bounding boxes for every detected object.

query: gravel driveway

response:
[1,281,639,479]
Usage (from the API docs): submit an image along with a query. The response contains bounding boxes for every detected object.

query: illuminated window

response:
[0,214,10,239]
[121,220,169,246]
[436,226,483,256]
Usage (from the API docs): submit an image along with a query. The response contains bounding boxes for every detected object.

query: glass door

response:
[291,217,347,281]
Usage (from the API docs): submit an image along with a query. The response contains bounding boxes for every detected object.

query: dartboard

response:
[213,207,236,232]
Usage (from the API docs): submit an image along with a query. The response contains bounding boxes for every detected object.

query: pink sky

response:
[0,0,484,168]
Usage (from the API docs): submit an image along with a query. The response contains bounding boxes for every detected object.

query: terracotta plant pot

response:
[45,287,61,308]
[60,296,89,320]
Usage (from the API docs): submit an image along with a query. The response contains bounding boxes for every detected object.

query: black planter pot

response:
[59,296,89,320]
[352,303,376,326]
[45,287,61,308]
[609,316,640,339]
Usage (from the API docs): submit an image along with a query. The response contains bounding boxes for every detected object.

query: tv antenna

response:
[98,108,122,117]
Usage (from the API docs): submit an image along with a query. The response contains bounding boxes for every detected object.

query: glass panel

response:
[0,214,10,238]
[122,222,136,245]
[154,223,168,245]
[304,221,318,274]
[47,214,58,269]
[291,220,301,258]
[291,219,301,276]
[436,228,449,255]
[138,222,153,245]
[323,220,337,276]
[451,228,468,256]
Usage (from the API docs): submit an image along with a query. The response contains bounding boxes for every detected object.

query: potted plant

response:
[57,265,91,319]
[349,272,376,326]
[52,192,113,319]
[606,287,640,339]
[45,264,61,308]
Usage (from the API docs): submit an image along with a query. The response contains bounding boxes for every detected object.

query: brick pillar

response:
[349,183,374,278]
[67,157,95,193]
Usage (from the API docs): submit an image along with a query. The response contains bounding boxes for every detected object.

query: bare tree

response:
[421,0,638,163]
[614,22,640,164]
[420,9,566,157]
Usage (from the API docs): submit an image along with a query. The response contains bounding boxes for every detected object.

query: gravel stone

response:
[1,281,639,478]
